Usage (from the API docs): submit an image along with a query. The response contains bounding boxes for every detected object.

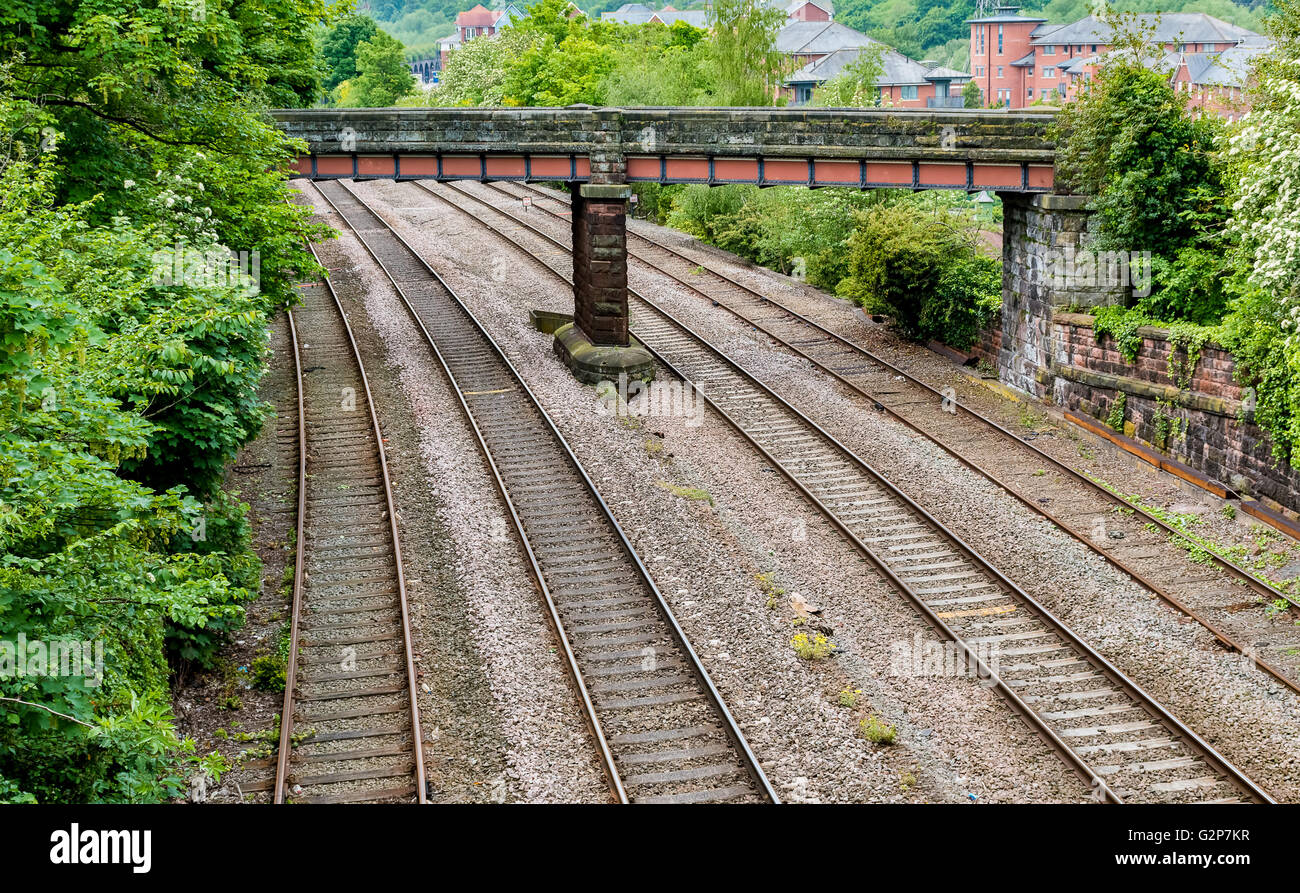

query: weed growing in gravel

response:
[1019,405,1047,430]
[1223,504,1237,521]
[790,632,833,660]
[644,437,664,457]
[899,770,917,791]
[249,623,290,693]
[756,572,786,609]
[1266,598,1291,619]
[860,714,897,745]
[656,480,714,505]
[838,687,860,707]
[1089,475,1299,598]
[1032,469,1046,477]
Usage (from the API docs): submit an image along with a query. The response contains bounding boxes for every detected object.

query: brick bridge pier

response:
[274,107,1115,386]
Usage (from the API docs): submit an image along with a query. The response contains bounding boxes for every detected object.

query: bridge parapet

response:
[273,107,1057,191]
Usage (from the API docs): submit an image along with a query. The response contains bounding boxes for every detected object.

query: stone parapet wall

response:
[272,107,1056,165]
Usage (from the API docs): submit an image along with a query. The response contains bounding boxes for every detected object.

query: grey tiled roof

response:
[1029,13,1261,47]
[776,21,876,54]
[786,46,968,87]
[600,5,708,26]
[1172,44,1267,87]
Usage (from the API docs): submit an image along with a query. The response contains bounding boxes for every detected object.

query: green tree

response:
[351,31,418,106]
[811,47,885,107]
[0,0,330,801]
[1217,0,1300,465]
[321,14,382,92]
[1054,60,1223,255]
[705,0,789,106]
[962,79,982,108]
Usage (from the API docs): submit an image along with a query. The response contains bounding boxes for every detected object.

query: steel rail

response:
[274,241,428,804]
[426,178,1275,804]
[487,180,1300,697]
[274,306,308,803]
[311,178,778,804]
[507,181,1297,610]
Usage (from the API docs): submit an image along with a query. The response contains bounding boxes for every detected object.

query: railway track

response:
[306,178,777,805]
[274,244,427,804]
[416,177,1275,803]
[486,180,1300,697]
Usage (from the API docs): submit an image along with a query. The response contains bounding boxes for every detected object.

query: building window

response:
[1027,87,1033,97]
[978,29,984,54]
[997,66,1003,78]
[976,66,984,76]
[1090,44,1097,51]
[901,84,918,100]
[1044,45,1055,55]
[1043,67,1054,78]
[998,24,1003,54]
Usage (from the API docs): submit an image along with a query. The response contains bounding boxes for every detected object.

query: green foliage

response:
[1091,305,1156,363]
[668,185,885,291]
[349,31,418,106]
[811,47,885,108]
[837,202,1001,349]
[1,0,331,801]
[1107,391,1127,432]
[706,0,790,106]
[859,714,897,744]
[321,14,382,91]
[962,79,983,109]
[1054,36,1225,256]
[431,0,774,109]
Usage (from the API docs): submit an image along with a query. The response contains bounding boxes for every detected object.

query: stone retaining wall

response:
[1048,313,1300,512]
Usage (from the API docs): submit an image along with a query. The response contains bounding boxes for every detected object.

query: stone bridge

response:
[272,107,1105,390]
[275,107,1056,191]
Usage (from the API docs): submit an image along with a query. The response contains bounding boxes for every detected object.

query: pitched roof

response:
[786,45,967,87]
[601,4,708,26]
[767,0,835,14]
[1030,13,1261,47]
[776,20,875,54]
[924,66,971,80]
[456,4,500,27]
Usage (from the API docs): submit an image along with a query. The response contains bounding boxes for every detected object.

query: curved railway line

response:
[482,179,1300,699]
[407,177,1275,803]
[274,247,427,804]
[307,178,778,805]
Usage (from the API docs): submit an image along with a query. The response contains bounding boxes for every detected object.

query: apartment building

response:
[968,7,1268,114]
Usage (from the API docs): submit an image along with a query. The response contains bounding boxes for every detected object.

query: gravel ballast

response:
[335,177,1101,803]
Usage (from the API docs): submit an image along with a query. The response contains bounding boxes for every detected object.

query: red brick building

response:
[968,7,1267,114]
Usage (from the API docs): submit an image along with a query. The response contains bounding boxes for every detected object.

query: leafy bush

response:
[837,203,1000,349]
[0,0,330,801]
